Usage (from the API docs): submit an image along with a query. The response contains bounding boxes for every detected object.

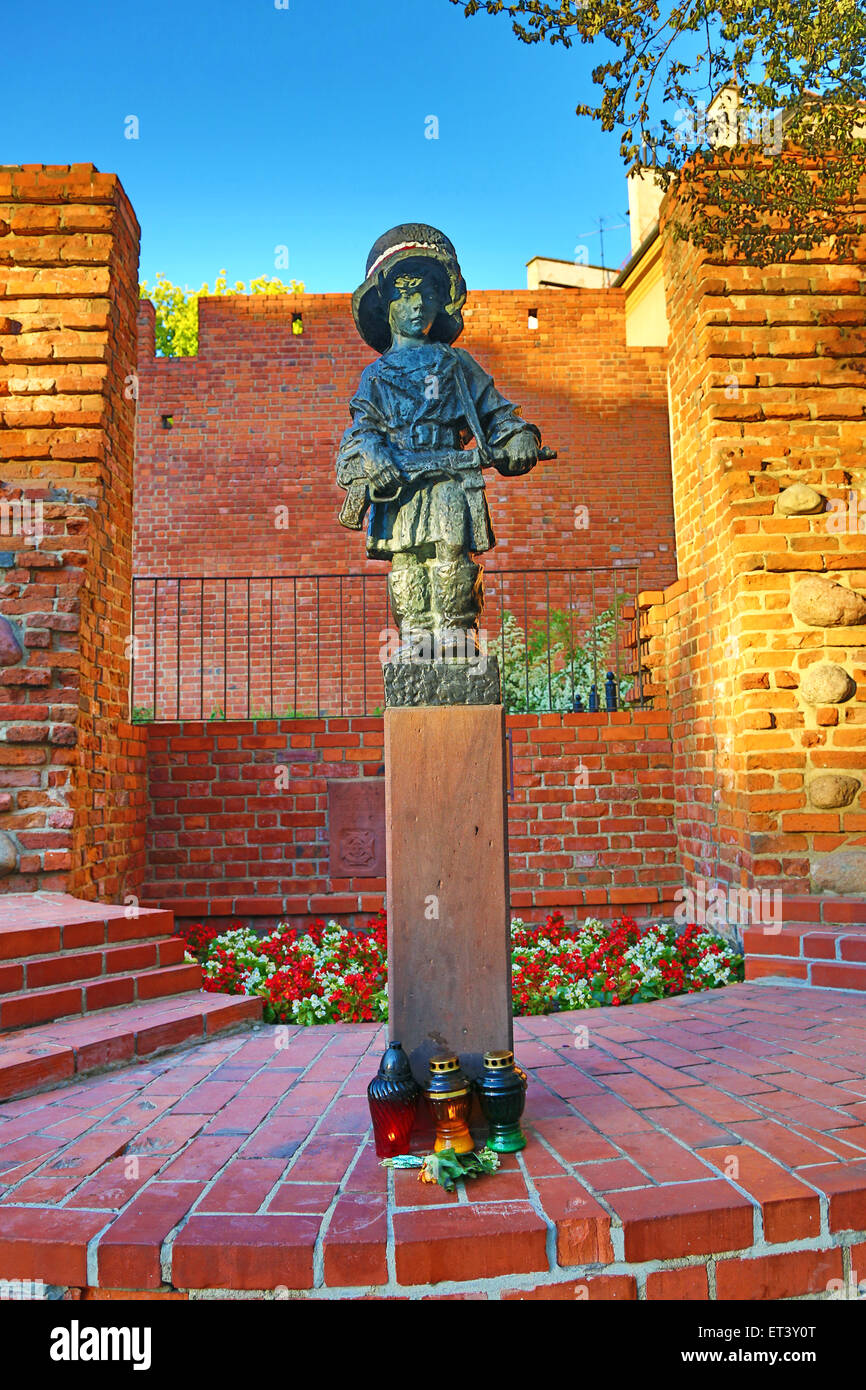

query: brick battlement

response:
[654,194,866,899]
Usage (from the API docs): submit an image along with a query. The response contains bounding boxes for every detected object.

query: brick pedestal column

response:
[0,164,145,902]
[657,171,866,906]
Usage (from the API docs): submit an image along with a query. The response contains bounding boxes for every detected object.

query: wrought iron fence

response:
[130,566,645,721]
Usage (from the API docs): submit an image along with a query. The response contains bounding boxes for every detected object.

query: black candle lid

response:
[377,1041,414,1080]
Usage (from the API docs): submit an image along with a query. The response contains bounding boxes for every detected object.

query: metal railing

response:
[130,565,645,721]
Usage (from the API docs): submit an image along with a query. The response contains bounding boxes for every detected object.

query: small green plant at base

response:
[131,706,154,724]
[498,601,634,714]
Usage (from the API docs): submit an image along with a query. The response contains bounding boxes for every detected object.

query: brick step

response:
[0,962,205,1031]
[744,923,866,964]
[0,894,176,962]
[746,953,866,991]
[0,990,262,1102]
[773,895,866,929]
[0,936,187,995]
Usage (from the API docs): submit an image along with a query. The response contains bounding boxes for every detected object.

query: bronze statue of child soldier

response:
[336,223,553,691]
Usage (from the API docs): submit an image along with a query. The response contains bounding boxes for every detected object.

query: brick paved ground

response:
[1,980,866,1300]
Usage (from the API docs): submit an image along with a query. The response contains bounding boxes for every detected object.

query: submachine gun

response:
[338,444,557,530]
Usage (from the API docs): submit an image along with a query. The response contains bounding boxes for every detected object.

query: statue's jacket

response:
[336,341,539,559]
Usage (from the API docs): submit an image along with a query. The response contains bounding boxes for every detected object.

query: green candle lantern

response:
[476,1049,527,1152]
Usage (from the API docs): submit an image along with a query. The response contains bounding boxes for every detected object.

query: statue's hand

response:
[496,431,539,477]
[362,445,403,498]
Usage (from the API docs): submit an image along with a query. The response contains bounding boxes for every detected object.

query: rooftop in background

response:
[526,134,668,348]
[526,259,612,291]
[526,160,668,350]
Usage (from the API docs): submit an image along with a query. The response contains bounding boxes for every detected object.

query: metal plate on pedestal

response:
[327,779,386,878]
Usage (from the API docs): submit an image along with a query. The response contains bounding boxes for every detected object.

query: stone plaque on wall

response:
[328,779,386,879]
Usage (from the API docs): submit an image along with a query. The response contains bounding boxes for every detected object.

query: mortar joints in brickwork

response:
[155,1030,333,1285]
[384,1166,397,1288]
[87,1215,117,1290]
[311,1130,372,1290]
[515,1146,561,1277]
[59,1236,866,1302]
[76,1023,342,1290]
[514,1112,628,1264]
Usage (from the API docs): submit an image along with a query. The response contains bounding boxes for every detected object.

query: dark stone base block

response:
[384,655,500,707]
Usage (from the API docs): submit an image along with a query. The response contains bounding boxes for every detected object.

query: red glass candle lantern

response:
[367,1040,421,1158]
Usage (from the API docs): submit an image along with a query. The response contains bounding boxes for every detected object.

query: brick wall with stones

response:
[141,711,679,931]
[0,164,147,900]
[132,287,676,583]
[640,175,866,906]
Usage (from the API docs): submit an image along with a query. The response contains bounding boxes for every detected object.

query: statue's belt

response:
[335,446,485,530]
[389,424,461,450]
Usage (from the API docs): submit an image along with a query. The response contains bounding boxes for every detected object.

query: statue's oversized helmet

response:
[352,223,467,354]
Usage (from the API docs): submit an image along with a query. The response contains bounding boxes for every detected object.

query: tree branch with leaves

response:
[451,0,866,263]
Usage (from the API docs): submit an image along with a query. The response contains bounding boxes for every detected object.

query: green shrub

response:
[498,602,634,713]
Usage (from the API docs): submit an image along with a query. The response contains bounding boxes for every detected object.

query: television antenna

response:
[576,215,629,285]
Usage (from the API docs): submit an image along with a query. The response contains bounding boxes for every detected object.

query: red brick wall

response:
[132,288,675,581]
[650,175,866,898]
[0,164,147,900]
[508,710,678,917]
[142,711,678,930]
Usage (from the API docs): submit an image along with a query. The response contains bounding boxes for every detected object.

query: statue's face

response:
[387,270,444,341]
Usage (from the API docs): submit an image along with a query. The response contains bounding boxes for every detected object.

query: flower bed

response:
[197,913,388,1025]
[510,914,743,1013]
[181,911,744,1025]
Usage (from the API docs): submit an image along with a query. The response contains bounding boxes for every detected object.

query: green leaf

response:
[383,1147,501,1191]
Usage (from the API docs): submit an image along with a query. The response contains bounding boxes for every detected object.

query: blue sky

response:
[5,0,638,293]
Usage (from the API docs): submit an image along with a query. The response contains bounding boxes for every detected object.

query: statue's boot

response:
[429,557,483,659]
[388,562,432,659]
